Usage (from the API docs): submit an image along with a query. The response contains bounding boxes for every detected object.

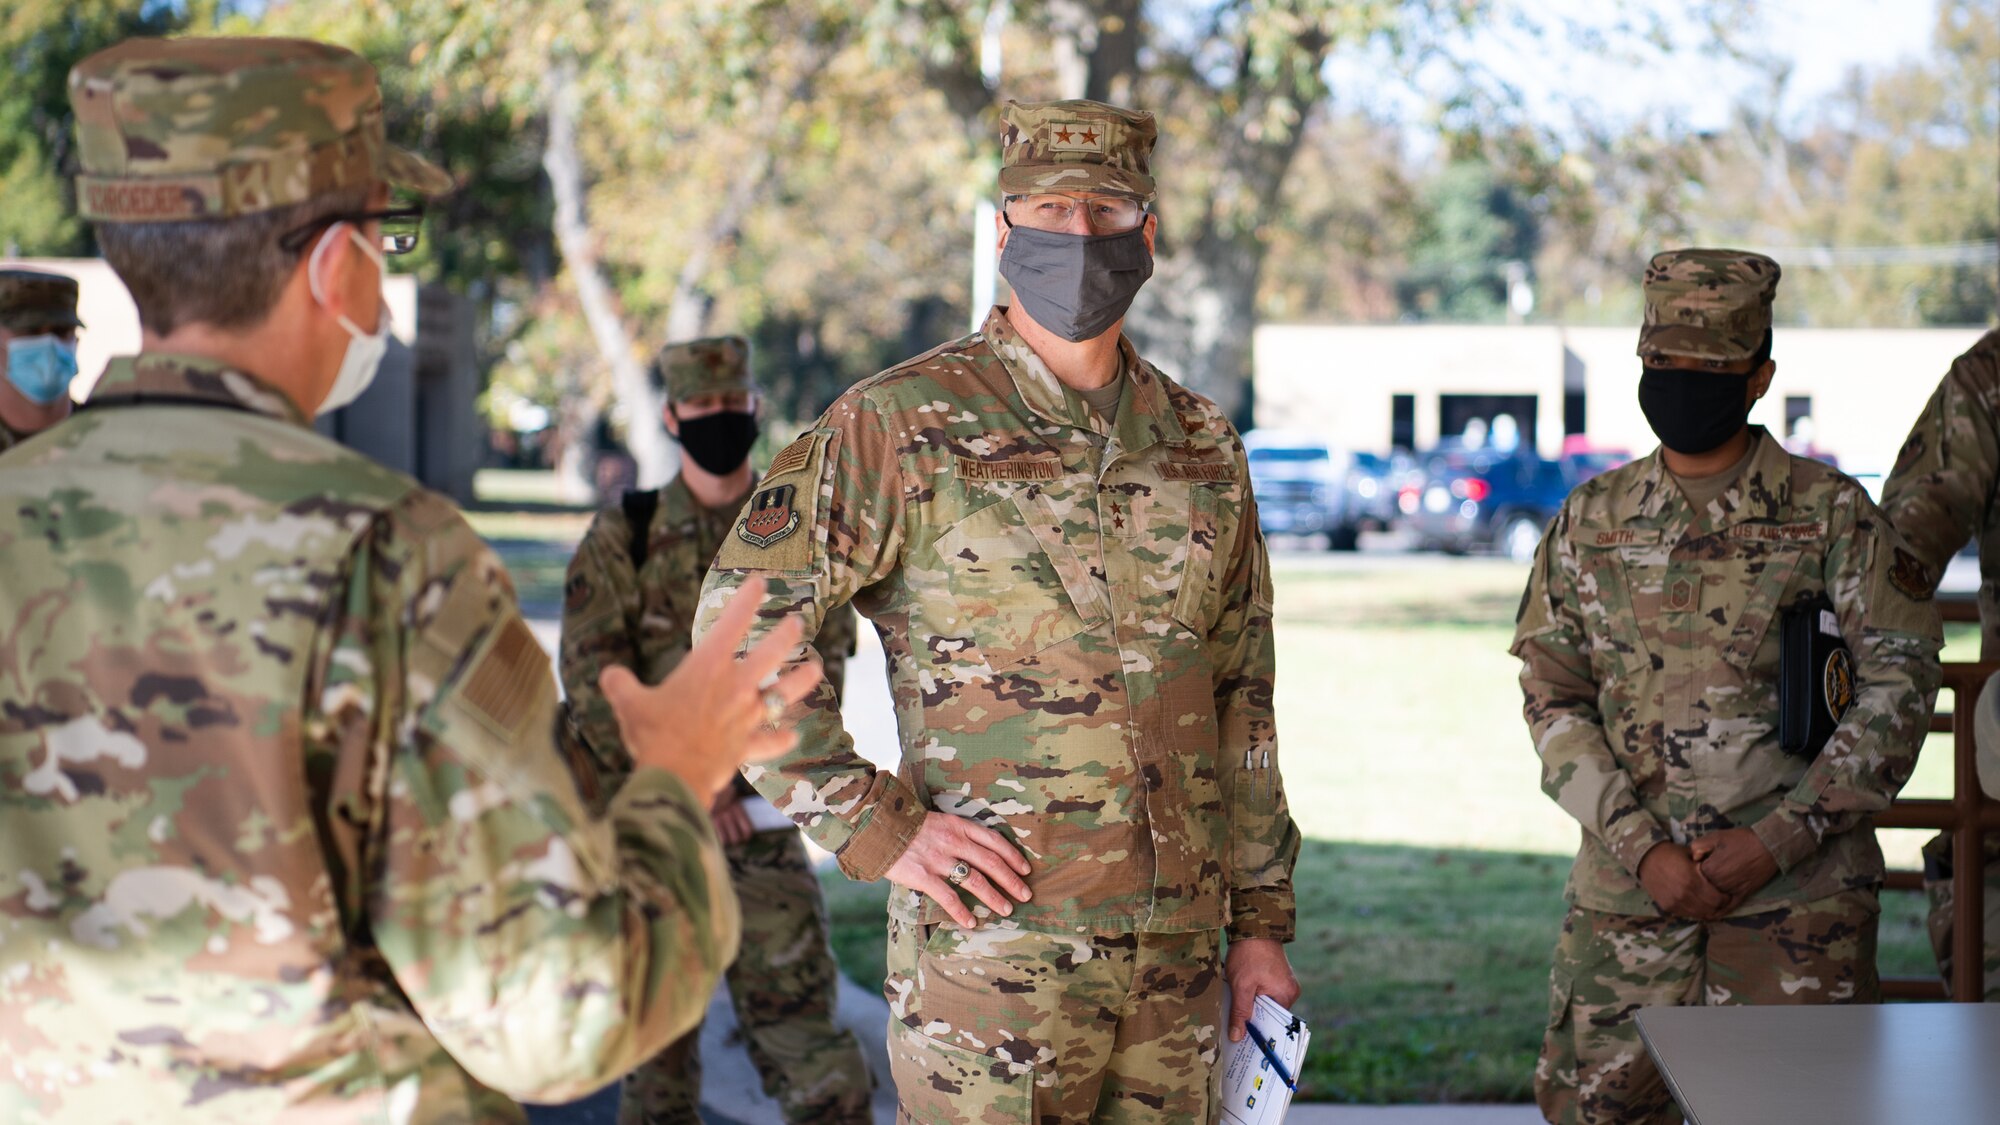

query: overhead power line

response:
[1742,240,2000,267]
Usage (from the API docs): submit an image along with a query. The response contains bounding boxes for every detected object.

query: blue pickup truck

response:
[1400,448,1627,562]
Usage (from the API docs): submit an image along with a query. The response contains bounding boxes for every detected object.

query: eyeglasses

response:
[1003,193,1147,234]
[278,206,426,256]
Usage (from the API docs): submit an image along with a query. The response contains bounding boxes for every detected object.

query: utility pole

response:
[970,2,1008,332]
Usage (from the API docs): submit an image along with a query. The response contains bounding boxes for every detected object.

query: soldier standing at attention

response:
[1878,328,2000,1001]
[561,336,872,1124]
[0,269,85,451]
[692,99,1300,1123]
[1513,248,1942,1125]
[0,38,820,1123]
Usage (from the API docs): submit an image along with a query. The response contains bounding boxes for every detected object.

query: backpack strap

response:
[621,488,661,568]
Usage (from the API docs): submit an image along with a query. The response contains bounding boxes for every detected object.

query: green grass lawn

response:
[815,553,1973,1104]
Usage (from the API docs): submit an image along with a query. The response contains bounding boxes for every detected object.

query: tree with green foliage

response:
[1686,0,1998,326]
[0,1,234,255]
[24,0,1981,496]
[1397,159,1541,322]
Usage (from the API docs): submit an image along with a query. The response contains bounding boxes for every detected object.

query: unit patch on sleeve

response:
[714,428,832,574]
[739,483,801,548]
[1887,546,1935,602]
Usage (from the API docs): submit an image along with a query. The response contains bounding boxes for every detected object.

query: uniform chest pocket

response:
[932,491,1110,672]
[1569,527,1665,681]
[1714,537,1813,672]
[1105,463,1241,636]
[1170,482,1229,633]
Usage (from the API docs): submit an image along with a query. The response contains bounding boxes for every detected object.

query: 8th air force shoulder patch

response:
[1889,545,1936,602]
[739,484,800,548]
[716,429,833,573]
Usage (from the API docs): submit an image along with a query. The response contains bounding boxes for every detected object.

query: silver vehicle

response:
[1243,429,1361,550]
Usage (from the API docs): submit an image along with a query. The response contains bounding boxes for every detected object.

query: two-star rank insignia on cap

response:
[739,483,801,549]
[1048,123,1105,152]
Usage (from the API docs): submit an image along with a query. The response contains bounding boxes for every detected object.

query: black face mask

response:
[998,224,1153,343]
[673,410,758,475]
[1637,369,1754,455]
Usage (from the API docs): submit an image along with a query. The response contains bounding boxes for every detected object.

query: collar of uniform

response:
[666,471,756,532]
[1681,427,1789,540]
[1633,427,1787,538]
[981,306,1180,454]
[1112,346,1183,455]
[1630,448,1676,523]
[85,353,309,427]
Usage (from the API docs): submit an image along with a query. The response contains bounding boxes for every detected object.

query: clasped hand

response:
[1637,829,1779,921]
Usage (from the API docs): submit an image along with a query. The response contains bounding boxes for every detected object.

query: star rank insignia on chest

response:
[739,483,801,549]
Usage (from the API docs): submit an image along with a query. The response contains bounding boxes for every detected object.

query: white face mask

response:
[308,223,391,416]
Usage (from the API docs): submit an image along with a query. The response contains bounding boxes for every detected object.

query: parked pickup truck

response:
[1243,429,1365,550]
[1399,448,1627,562]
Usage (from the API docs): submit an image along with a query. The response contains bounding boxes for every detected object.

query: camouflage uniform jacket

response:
[560,474,857,797]
[0,356,739,1122]
[1882,329,2000,656]
[694,307,1299,941]
[1513,430,1942,916]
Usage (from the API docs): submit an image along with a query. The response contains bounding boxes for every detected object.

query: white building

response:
[1254,323,1991,472]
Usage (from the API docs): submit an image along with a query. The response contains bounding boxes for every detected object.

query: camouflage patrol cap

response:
[999,99,1157,202]
[0,270,84,333]
[655,336,756,402]
[67,37,453,223]
[1638,248,1783,366]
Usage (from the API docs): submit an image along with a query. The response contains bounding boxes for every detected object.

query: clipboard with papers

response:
[1219,995,1311,1124]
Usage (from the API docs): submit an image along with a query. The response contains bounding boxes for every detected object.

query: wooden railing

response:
[1876,597,1998,1002]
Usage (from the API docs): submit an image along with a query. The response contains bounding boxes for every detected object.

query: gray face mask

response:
[998,224,1154,343]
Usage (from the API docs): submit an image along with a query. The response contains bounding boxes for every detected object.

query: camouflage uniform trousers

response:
[1920,833,2000,1001]
[884,918,1222,1124]
[1537,888,1880,1125]
[621,829,874,1125]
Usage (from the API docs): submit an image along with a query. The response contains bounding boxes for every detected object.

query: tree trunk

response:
[1128,217,1267,426]
[1082,0,1143,104]
[543,61,676,493]
[553,397,598,506]
[1127,31,1328,427]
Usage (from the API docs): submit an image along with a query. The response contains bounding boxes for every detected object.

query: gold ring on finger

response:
[946,860,971,886]
[760,688,787,727]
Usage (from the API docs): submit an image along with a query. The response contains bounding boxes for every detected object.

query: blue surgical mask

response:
[4,336,79,406]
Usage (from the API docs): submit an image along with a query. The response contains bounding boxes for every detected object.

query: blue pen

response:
[1245,1021,1297,1091]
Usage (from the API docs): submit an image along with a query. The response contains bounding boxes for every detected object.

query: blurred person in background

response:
[1879,328,2000,1002]
[1514,249,1941,1125]
[561,335,872,1125]
[0,37,818,1123]
[0,268,84,450]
